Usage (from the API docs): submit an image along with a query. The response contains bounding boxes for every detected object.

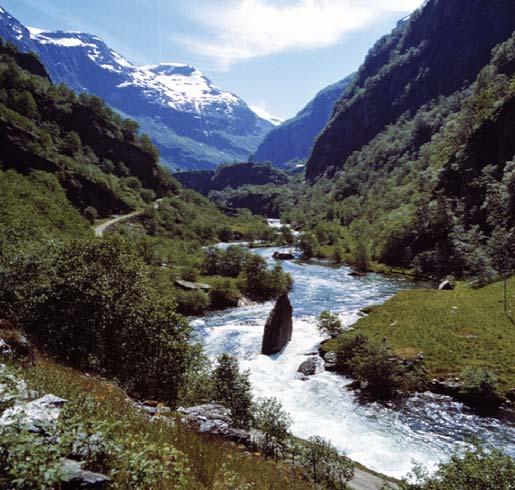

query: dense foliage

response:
[0,38,176,216]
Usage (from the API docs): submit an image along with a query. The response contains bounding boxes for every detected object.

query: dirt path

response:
[94,199,162,237]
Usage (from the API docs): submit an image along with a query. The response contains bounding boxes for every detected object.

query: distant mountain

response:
[0,5,273,171]
[253,74,355,168]
[306,0,515,179]
[174,162,288,196]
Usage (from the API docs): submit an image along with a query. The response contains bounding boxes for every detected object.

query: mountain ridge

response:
[254,74,355,168]
[0,5,273,171]
[306,0,515,179]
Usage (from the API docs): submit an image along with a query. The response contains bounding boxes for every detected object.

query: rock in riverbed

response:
[261,293,293,355]
[298,357,324,376]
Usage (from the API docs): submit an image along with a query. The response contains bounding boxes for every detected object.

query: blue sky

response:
[2,0,424,120]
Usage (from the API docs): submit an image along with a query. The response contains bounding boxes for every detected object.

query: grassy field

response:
[325,277,515,393]
[19,358,311,489]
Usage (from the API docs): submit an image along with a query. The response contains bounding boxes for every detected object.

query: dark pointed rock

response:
[261,293,293,355]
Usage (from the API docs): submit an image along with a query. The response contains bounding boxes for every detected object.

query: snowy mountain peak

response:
[0,4,273,170]
[250,106,283,126]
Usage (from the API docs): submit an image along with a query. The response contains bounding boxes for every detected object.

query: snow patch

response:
[250,105,283,126]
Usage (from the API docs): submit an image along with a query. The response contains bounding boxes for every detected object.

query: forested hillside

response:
[307,0,515,180]
[174,162,289,196]
[279,27,515,281]
[0,39,176,216]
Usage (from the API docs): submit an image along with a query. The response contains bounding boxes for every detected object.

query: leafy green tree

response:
[212,354,253,428]
[301,436,354,488]
[386,445,515,490]
[13,90,38,119]
[253,397,292,460]
[317,310,343,338]
[83,206,98,225]
[299,232,319,259]
[60,131,82,156]
[352,240,370,273]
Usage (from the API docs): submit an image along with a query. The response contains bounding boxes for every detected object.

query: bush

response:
[459,367,503,412]
[387,444,515,490]
[175,289,210,316]
[352,240,370,273]
[0,236,198,406]
[299,232,319,259]
[209,279,241,309]
[212,354,253,428]
[336,333,425,400]
[317,310,343,338]
[83,205,98,224]
[300,436,354,489]
[253,398,292,460]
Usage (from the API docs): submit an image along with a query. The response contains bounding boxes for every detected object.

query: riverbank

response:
[4,357,395,490]
[321,276,515,405]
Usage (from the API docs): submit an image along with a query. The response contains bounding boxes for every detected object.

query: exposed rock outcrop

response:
[61,459,111,489]
[178,404,252,447]
[0,319,33,363]
[438,280,455,291]
[261,293,293,355]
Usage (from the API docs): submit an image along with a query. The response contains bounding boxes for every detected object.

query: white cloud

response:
[177,0,424,68]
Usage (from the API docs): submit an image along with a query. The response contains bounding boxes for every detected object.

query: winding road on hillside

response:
[94,199,162,237]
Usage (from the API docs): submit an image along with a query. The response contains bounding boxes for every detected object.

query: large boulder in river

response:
[261,293,293,355]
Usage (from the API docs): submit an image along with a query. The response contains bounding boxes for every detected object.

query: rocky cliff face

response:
[0,6,273,171]
[254,74,354,169]
[261,293,293,355]
[306,0,515,179]
[174,162,289,196]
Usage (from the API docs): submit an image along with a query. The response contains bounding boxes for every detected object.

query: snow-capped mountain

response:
[249,106,283,127]
[0,6,273,170]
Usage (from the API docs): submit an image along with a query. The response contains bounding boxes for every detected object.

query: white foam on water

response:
[194,245,515,478]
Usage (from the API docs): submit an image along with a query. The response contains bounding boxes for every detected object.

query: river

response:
[191,244,515,479]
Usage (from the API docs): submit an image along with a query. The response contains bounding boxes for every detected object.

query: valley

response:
[1,0,515,488]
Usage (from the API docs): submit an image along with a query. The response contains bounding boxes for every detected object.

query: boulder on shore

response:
[0,319,33,363]
[261,293,293,355]
[178,404,252,447]
[438,280,455,291]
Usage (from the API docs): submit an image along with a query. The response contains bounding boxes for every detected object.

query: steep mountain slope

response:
[254,74,354,168]
[306,0,515,179]
[174,162,288,196]
[279,29,515,280]
[0,5,273,171]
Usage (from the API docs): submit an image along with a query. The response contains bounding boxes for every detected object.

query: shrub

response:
[300,436,354,489]
[387,445,515,490]
[0,236,198,406]
[83,205,98,224]
[253,397,292,460]
[317,310,343,338]
[352,240,370,273]
[175,289,210,316]
[299,232,319,259]
[209,279,241,309]
[212,354,253,428]
[459,367,502,412]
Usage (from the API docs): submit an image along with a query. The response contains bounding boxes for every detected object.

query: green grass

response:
[327,278,515,393]
[20,357,311,489]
